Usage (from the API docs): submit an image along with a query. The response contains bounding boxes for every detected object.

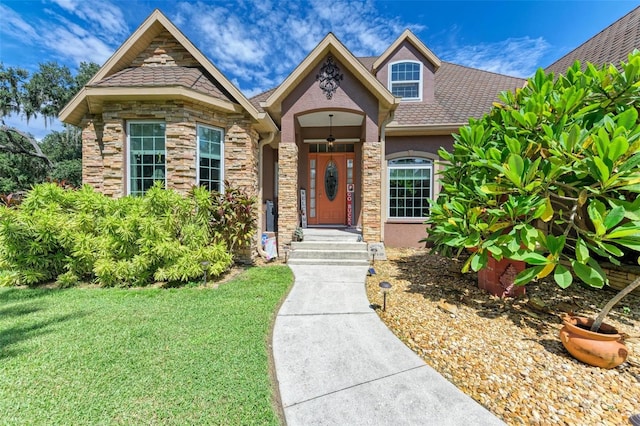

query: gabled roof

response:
[262,33,399,115]
[545,6,640,74]
[60,9,276,132]
[372,29,441,73]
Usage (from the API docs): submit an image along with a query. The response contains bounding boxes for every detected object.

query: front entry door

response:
[309,153,354,225]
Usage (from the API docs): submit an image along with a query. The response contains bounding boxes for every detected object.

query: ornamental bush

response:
[0,182,259,287]
[427,51,640,290]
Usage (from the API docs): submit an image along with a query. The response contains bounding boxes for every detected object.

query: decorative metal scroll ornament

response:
[316,55,343,100]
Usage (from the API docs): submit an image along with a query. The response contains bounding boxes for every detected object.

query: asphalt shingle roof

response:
[393,62,524,125]
[545,6,640,74]
[90,66,232,102]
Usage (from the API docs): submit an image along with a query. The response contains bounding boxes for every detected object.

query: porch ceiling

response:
[297,110,364,127]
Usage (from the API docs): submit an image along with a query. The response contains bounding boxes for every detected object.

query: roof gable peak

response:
[373,29,441,72]
[60,9,275,131]
[263,31,398,111]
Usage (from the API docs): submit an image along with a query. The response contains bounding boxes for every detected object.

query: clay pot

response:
[477,254,526,298]
[559,316,628,369]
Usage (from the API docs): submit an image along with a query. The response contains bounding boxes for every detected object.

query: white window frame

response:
[387,157,433,220]
[126,121,166,196]
[388,60,422,101]
[196,124,225,192]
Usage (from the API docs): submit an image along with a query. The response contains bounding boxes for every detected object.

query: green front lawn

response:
[0,266,293,425]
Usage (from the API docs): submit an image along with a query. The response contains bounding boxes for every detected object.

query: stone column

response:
[277,141,299,253]
[81,118,104,192]
[101,118,125,198]
[225,120,259,197]
[361,141,382,243]
[166,121,197,194]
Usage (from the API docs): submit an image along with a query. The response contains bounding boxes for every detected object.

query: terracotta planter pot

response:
[477,254,526,298]
[559,316,628,369]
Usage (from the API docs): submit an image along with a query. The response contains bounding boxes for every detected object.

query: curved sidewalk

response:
[272,264,505,425]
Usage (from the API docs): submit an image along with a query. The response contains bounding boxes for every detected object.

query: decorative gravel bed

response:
[365,248,640,426]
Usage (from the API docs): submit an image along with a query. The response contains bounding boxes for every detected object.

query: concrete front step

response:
[288,228,369,265]
[291,241,367,251]
[286,258,370,266]
[302,228,362,242]
[289,249,369,261]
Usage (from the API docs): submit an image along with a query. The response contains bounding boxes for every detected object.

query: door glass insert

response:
[309,159,316,218]
[325,160,338,201]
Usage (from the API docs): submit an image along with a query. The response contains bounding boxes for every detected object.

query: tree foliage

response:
[0,61,99,193]
[427,51,640,291]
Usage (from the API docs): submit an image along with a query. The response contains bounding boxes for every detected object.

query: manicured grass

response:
[0,266,293,425]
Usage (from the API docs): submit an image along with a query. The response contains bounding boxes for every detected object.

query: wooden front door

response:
[308,153,354,225]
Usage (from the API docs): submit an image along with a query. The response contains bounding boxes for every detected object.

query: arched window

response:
[389,61,422,101]
[388,157,432,219]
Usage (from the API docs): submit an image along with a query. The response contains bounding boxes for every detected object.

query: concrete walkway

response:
[272,264,505,426]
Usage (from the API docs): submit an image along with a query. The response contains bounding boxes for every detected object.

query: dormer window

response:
[389,61,422,101]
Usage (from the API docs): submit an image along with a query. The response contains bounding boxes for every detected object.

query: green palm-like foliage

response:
[428,51,640,292]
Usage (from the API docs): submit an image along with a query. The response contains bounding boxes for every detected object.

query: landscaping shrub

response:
[0,182,256,287]
[427,51,640,289]
[207,181,257,253]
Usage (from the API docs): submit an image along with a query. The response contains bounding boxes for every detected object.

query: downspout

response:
[379,110,395,240]
[256,131,275,260]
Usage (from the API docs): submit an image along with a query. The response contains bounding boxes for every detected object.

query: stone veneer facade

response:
[277,141,299,252]
[361,141,382,242]
[132,29,199,68]
[80,100,259,199]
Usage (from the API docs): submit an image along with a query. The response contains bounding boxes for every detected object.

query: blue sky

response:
[0,0,637,139]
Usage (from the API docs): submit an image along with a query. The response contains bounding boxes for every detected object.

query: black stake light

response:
[201,261,211,285]
[368,247,378,276]
[379,281,392,311]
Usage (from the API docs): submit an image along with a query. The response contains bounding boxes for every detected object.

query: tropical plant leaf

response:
[554,264,573,289]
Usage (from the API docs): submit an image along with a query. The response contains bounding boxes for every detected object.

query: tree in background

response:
[0,61,99,192]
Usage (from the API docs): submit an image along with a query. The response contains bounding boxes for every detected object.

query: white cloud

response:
[173,0,424,95]
[1,2,124,68]
[439,36,550,78]
[49,0,129,38]
[0,4,40,44]
[42,26,115,65]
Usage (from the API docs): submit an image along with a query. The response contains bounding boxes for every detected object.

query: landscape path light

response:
[368,247,378,276]
[201,261,211,285]
[379,281,392,311]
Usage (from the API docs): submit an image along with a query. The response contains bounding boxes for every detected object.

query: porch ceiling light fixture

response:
[326,114,336,151]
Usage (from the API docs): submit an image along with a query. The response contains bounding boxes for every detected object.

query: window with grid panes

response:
[388,157,432,218]
[128,122,166,196]
[389,61,422,101]
[197,124,224,192]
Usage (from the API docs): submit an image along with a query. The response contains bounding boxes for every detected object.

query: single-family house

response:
[59,9,531,256]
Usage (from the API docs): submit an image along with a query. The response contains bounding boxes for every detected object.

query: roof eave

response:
[60,86,245,127]
[385,123,464,136]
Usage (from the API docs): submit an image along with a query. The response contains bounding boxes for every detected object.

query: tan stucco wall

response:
[383,134,455,247]
[375,41,438,102]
